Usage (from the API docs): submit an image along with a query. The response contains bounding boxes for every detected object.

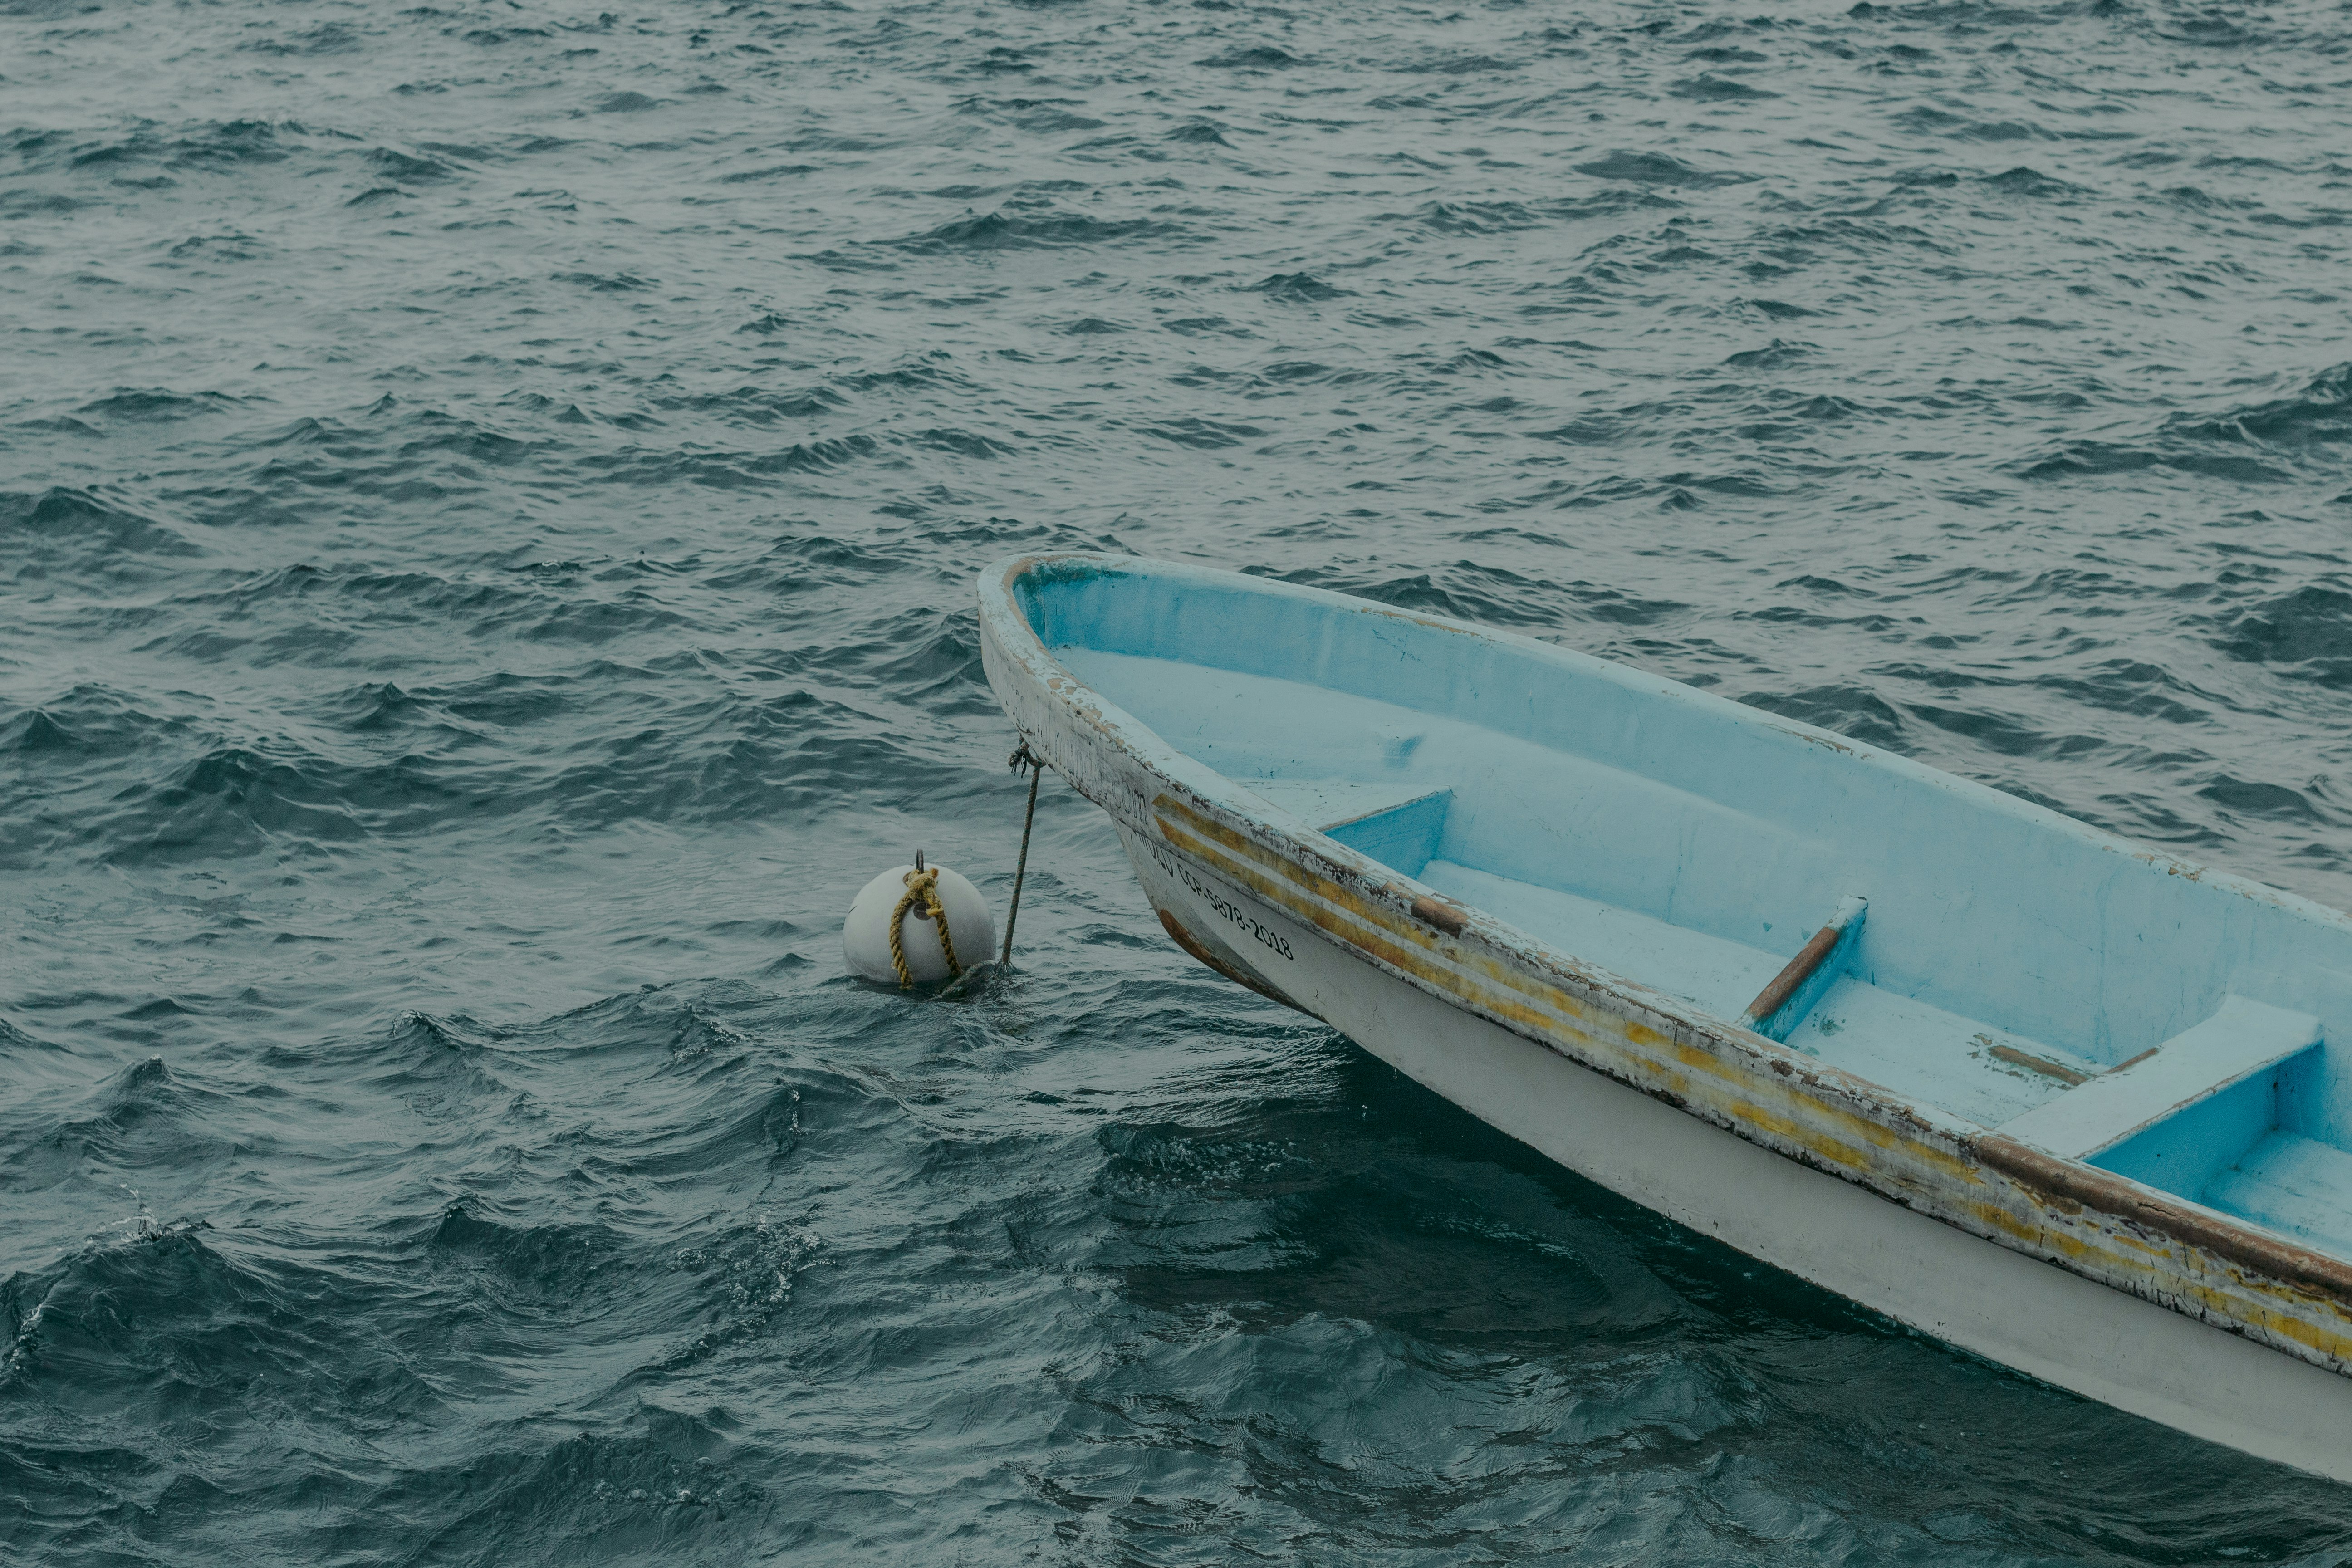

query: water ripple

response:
[5,0,2352,1558]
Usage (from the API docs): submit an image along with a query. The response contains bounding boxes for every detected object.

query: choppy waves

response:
[5,0,2352,1559]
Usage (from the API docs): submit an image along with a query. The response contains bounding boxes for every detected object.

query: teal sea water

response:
[5,0,2352,1559]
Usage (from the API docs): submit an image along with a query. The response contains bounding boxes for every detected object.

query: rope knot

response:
[887,864,963,988]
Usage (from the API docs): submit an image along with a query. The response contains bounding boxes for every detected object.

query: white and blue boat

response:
[979,552,2352,1480]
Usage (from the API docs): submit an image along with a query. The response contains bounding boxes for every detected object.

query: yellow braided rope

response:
[887,866,963,989]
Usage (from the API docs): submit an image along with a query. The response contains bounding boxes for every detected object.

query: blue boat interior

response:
[1015,559,2352,1258]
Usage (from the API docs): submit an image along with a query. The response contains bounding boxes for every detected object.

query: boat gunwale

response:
[977,550,2352,1372]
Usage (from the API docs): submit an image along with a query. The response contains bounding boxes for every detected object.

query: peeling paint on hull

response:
[979,552,2352,1481]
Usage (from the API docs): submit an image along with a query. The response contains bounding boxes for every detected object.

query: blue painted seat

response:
[2000,997,2329,1245]
[1999,996,2322,1174]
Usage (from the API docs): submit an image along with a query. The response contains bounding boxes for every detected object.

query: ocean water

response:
[4,0,2352,1558]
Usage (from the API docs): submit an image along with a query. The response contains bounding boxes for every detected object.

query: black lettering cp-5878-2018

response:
[1149,842,1294,961]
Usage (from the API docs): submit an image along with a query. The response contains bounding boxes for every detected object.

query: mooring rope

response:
[888,859,963,989]
[1001,739,1044,965]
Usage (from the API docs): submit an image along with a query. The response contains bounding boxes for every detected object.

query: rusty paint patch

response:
[1411,893,1467,936]
[1744,920,1846,1025]
[1990,1043,2092,1087]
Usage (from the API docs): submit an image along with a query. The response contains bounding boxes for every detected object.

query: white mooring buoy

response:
[843,853,997,987]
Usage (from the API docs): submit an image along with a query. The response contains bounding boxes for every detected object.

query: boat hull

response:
[978,551,2352,1482]
[1121,821,2352,1479]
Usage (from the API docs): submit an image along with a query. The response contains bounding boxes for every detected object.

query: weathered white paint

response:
[1121,824,2352,1482]
[976,551,2352,1482]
